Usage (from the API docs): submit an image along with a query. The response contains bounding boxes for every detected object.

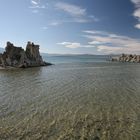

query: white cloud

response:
[84,30,140,54]
[131,0,140,5]
[49,21,61,26]
[31,0,38,5]
[29,5,46,9]
[55,2,86,17]
[56,27,140,54]
[57,41,96,49]
[135,23,140,28]
[83,30,107,35]
[97,45,123,53]
[130,0,140,29]
[29,0,46,12]
[55,2,97,23]
[57,42,81,49]
[88,41,103,45]
[57,30,140,53]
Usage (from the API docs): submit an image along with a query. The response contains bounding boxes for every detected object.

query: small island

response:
[0,41,52,68]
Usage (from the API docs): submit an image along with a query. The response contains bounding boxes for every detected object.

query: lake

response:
[0,55,140,140]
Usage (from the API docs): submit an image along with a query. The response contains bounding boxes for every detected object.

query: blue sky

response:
[0,0,140,54]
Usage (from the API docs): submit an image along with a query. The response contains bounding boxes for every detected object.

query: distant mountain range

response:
[41,53,119,57]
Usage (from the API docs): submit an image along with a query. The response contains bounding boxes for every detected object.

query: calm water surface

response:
[0,55,140,140]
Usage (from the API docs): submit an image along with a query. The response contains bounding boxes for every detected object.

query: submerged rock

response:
[0,41,52,68]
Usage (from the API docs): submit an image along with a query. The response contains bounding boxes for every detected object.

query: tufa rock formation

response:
[0,41,52,68]
[111,54,140,63]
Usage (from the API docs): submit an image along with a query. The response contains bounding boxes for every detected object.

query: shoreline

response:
[0,63,53,70]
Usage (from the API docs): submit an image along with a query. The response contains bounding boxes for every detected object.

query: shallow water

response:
[0,60,140,139]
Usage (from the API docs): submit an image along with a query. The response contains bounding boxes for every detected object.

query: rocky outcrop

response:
[111,54,140,63]
[0,41,52,68]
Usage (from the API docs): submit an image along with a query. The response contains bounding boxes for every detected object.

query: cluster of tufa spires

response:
[0,41,52,68]
[112,54,140,63]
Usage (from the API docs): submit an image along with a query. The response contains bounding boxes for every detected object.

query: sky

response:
[0,0,140,54]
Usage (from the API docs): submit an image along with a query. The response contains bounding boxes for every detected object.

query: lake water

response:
[0,55,140,140]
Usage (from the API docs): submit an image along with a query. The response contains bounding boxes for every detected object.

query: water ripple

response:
[0,63,140,139]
